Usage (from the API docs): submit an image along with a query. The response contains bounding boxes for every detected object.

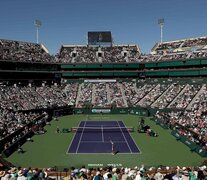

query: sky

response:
[0,0,207,54]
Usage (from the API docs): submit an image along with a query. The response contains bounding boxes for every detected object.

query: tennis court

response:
[67,120,140,154]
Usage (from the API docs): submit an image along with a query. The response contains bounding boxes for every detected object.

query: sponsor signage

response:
[84,79,116,83]
[92,109,111,113]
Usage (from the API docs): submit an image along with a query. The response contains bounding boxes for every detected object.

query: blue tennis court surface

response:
[67,121,140,154]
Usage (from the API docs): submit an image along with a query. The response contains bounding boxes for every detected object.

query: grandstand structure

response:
[0,35,207,174]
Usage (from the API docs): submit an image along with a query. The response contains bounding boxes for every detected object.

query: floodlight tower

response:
[158,18,164,43]
[34,19,42,44]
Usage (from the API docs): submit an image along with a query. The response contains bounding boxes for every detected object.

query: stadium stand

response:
[0,35,207,176]
[0,164,207,179]
[1,36,207,64]
[151,36,207,54]
[58,45,141,63]
[0,80,206,153]
[0,39,55,63]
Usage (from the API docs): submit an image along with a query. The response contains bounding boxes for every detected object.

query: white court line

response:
[67,152,140,155]
[101,125,104,142]
[121,121,142,154]
[66,121,81,154]
[75,121,86,154]
[80,141,127,143]
[116,121,132,153]
[66,120,141,155]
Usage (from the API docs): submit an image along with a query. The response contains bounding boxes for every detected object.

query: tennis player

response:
[110,140,116,155]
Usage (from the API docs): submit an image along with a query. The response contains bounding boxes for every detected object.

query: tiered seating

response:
[108,82,127,107]
[61,83,79,105]
[186,84,207,137]
[159,52,188,61]
[122,82,156,106]
[0,109,42,141]
[75,82,127,108]
[0,83,79,150]
[152,40,184,54]
[101,45,140,63]
[59,45,141,63]
[76,83,93,108]
[0,81,206,110]
[155,83,207,150]
[0,80,206,146]
[58,36,207,63]
[137,84,170,107]
[0,164,206,179]
[59,46,97,63]
[182,37,207,49]
[152,36,207,54]
[168,84,201,109]
[93,83,109,107]
[1,36,207,63]
[36,85,67,107]
[138,54,161,62]
[156,111,203,149]
[0,83,78,111]
[151,84,185,109]
[0,85,25,111]
[0,39,54,63]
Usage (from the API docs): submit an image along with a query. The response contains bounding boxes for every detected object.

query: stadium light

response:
[158,18,164,43]
[34,19,42,44]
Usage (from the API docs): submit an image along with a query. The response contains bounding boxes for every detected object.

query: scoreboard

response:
[88,31,112,45]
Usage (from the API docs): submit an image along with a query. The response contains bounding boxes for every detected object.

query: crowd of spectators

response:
[57,36,207,63]
[0,80,206,154]
[182,37,207,48]
[168,84,201,109]
[0,83,79,111]
[151,84,185,109]
[0,110,40,141]
[138,54,161,63]
[153,41,184,54]
[58,45,207,63]
[109,83,127,107]
[0,81,202,111]
[93,83,109,107]
[155,109,207,151]
[0,81,206,111]
[0,39,54,63]
[0,167,48,180]
[122,82,156,107]
[58,46,97,63]
[188,50,207,59]
[0,109,48,155]
[58,45,141,63]
[137,84,170,107]
[76,82,127,108]
[159,52,188,62]
[154,83,206,151]
[1,37,207,174]
[155,84,207,149]
[1,164,207,180]
[147,36,207,62]
[0,82,79,143]
[59,81,206,111]
[153,37,207,54]
[1,37,207,64]
[76,83,93,108]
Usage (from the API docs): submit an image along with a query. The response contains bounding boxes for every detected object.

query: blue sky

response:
[0,0,207,54]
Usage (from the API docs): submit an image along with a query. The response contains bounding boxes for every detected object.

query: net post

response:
[86,114,89,120]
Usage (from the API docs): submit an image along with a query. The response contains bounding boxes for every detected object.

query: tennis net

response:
[71,126,134,133]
